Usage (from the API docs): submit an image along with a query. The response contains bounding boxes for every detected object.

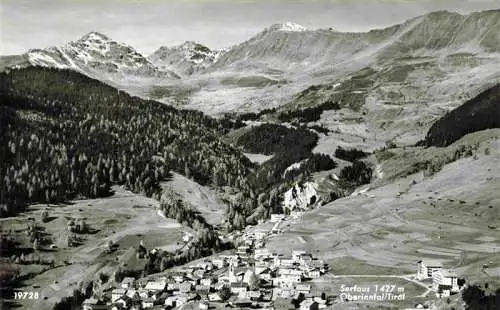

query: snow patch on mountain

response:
[278,22,309,32]
[149,41,225,76]
[21,31,179,88]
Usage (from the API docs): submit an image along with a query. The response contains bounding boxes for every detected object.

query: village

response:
[82,210,331,310]
[81,206,466,310]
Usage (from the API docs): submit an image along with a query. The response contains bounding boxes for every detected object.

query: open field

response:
[162,172,227,225]
[1,186,188,310]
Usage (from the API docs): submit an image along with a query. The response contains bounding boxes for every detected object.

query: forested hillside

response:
[236,124,336,191]
[0,66,254,217]
[424,84,500,147]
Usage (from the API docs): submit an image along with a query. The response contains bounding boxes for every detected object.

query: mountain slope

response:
[1,32,179,85]
[424,84,500,147]
[210,10,500,74]
[177,10,500,118]
[148,41,224,76]
[0,66,252,216]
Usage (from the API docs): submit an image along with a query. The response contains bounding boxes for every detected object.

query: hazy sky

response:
[1,0,499,55]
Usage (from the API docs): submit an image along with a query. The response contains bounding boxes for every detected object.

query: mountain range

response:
[1,9,499,149]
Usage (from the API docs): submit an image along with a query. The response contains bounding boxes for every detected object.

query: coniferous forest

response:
[0,67,339,226]
[0,67,254,217]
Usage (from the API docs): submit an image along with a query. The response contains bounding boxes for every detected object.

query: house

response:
[261,290,273,302]
[125,289,139,299]
[169,271,185,283]
[280,259,296,268]
[298,253,313,264]
[208,293,222,302]
[195,285,210,298]
[295,284,311,295]
[436,284,452,298]
[433,269,459,293]
[417,260,443,280]
[248,290,262,301]
[111,288,127,302]
[306,269,321,279]
[290,211,304,219]
[231,282,248,294]
[193,269,205,279]
[300,299,319,310]
[278,274,302,287]
[121,277,136,289]
[258,268,273,281]
[138,288,149,299]
[112,296,132,309]
[196,261,214,271]
[142,298,155,308]
[200,277,213,286]
[212,257,227,269]
[292,250,307,262]
[254,249,270,259]
[277,288,293,298]
[307,260,325,271]
[237,245,250,255]
[179,281,193,293]
[82,298,107,310]
[270,214,285,223]
[167,282,180,291]
[165,296,177,307]
[199,301,209,310]
[280,268,303,276]
[145,279,167,291]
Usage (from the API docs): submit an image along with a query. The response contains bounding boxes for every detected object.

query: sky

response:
[1,0,499,55]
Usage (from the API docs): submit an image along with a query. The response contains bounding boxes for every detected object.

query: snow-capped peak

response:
[278,22,309,32]
[78,31,111,43]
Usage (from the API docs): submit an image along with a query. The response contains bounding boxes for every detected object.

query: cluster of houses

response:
[416,260,460,298]
[82,219,329,310]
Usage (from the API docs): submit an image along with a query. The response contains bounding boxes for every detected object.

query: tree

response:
[107,239,114,253]
[218,285,232,301]
[66,235,73,247]
[41,209,49,223]
[98,272,109,284]
[248,270,259,290]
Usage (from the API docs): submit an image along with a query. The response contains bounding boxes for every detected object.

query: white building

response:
[231,282,248,294]
[417,260,443,280]
[254,249,271,260]
[300,299,319,310]
[295,284,311,295]
[278,272,302,287]
[121,277,135,289]
[142,298,154,309]
[306,269,321,279]
[145,278,167,291]
[433,269,459,293]
[292,250,307,262]
[111,288,127,302]
[270,214,285,223]
[208,293,222,302]
[212,257,227,269]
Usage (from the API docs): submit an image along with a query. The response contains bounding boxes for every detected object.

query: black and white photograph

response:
[1,0,499,309]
